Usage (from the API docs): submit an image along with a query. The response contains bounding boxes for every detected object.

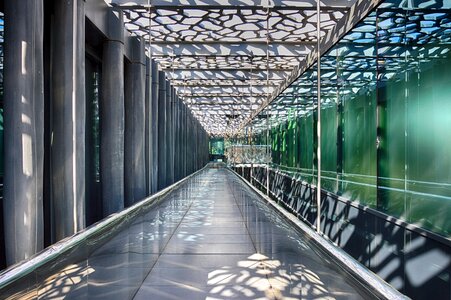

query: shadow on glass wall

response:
[242,1,451,299]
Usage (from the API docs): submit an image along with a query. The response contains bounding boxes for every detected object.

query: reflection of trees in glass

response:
[209,138,224,155]
[257,6,451,237]
[0,109,3,178]
[0,14,3,179]
[92,72,100,182]
[0,14,3,95]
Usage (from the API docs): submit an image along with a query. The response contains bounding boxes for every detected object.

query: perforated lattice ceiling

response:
[107,0,357,136]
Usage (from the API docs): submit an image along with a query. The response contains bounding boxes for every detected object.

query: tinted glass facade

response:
[252,0,451,237]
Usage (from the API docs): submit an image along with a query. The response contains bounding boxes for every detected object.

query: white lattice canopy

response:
[106,0,358,136]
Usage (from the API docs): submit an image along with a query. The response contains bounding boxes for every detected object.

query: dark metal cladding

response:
[101,7,125,216]
[3,0,45,266]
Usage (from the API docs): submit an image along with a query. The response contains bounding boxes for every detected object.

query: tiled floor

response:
[127,168,369,300]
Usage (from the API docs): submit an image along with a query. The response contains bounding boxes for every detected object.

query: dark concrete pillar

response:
[165,81,174,185]
[175,97,180,181]
[151,61,159,193]
[157,71,167,189]
[188,114,193,174]
[172,94,177,181]
[170,87,175,181]
[178,99,183,180]
[195,122,199,170]
[101,9,125,216]
[145,57,152,195]
[124,37,146,206]
[3,0,44,265]
[186,113,190,175]
[181,104,185,178]
[145,57,150,194]
[180,104,184,178]
[51,0,86,241]
[183,104,187,177]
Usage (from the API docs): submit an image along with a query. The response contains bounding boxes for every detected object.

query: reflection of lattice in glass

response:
[226,145,271,164]
[250,6,451,132]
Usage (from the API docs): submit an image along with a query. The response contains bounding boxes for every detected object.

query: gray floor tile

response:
[164,242,256,254]
[133,285,207,300]
[169,233,252,245]
[154,254,259,269]
[141,267,209,288]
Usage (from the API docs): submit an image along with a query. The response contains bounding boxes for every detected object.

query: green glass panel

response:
[287,115,296,168]
[0,109,3,177]
[341,90,377,207]
[295,117,302,169]
[321,104,338,193]
[271,126,280,165]
[299,113,314,183]
[406,56,451,235]
[378,76,406,217]
[209,138,224,155]
[280,123,287,166]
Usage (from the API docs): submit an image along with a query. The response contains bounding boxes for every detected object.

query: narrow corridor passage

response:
[129,167,370,299]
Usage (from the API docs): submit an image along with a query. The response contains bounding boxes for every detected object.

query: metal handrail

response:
[0,164,208,291]
[230,166,410,300]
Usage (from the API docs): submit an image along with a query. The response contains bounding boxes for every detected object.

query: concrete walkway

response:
[128,168,368,300]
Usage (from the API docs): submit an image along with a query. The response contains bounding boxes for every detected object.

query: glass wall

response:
[0,12,4,270]
[0,13,4,184]
[85,56,102,226]
[209,137,224,155]
[246,0,451,237]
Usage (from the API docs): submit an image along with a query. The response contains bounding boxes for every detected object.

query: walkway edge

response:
[228,167,410,300]
[0,165,209,291]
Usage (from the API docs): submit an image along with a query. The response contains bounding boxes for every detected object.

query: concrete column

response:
[171,87,175,181]
[124,37,146,206]
[3,0,44,265]
[101,9,125,216]
[171,86,176,182]
[189,114,193,174]
[51,0,86,241]
[181,102,185,177]
[193,117,196,172]
[165,81,174,185]
[151,61,159,193]
[195,122,199,170]
[157,71,167,189]
[145,57,151,195]
[173,91,177,179]
[187,113,191,175]
[173,91,177,181]
[181,104,185,178]
[175,97,182,181]
[183,105,189,177]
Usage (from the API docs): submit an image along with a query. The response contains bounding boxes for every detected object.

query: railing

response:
[230,166,410,300]
[0,166,208,299]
